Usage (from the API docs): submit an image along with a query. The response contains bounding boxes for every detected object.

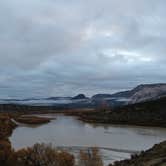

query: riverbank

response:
[74,97,166,128]
[1,96,166,128]
[0,113,17,139]
[0,112,166,165]
[109,141,166,166]
[14,116,52,125]
[0,113,17,165]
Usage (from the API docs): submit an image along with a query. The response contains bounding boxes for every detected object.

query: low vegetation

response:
[0,113,16,165]
[0,142,104,166]
[0,113,17,139]
[0,141,166,166]
[15,116,51,125]
[78,147,103,166]
[78,97,166,127]
[7,143,75,166]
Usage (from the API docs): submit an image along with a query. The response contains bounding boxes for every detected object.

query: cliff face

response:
[109,141,166,166]
[128,84,166,104]
[91,83,166,107]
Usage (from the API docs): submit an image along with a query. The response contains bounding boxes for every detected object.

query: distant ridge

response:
[72,94,88,100]
[92,83,166,105]
[1,83,166,108]
[128,83,166,104]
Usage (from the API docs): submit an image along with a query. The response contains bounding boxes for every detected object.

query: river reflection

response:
[10,114,166,165]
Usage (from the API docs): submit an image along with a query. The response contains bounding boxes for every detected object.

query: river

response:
[9,114,166,165]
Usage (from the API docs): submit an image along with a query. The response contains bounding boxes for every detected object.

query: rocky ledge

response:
[109,141,166,166]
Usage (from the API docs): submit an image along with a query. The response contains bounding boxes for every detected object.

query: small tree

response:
[8,143,75,166]
[78,147,103,166]
[97,100,110,112]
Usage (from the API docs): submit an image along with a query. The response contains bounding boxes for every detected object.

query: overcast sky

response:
[0,0,166,98]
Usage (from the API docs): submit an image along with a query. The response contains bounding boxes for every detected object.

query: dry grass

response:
[15,116,51,125]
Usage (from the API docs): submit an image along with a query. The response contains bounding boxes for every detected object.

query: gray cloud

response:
[0,0,166,98]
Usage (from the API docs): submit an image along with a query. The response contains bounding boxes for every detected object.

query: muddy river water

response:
[10,114,166,165]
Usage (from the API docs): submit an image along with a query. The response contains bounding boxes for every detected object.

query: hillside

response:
[128,83,166,104]
[91,83,166,107]
[1,83,166,109]
[109,141,166,166]
[78,96,166,127]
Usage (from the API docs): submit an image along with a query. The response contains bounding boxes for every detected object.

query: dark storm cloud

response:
[0,0,166,98]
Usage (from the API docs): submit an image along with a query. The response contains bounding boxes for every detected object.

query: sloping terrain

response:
[128,84,166,104]
[109,141,166,166]
[78,96,166,127]
[92,83,166,107]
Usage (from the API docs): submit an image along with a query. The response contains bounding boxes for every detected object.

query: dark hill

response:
[79,96,166,127]
[72,94,87,100]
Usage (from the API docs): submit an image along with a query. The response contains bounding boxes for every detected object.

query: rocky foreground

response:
[109,141,166,166]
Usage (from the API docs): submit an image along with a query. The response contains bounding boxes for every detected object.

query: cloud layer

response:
[0,0,166,98]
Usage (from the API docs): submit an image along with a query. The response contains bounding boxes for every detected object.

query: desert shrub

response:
[0,139,13,165]
[96,100,110,112]
[0,114,17,139]
[78,147,103,166]
[8,143,75,166]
